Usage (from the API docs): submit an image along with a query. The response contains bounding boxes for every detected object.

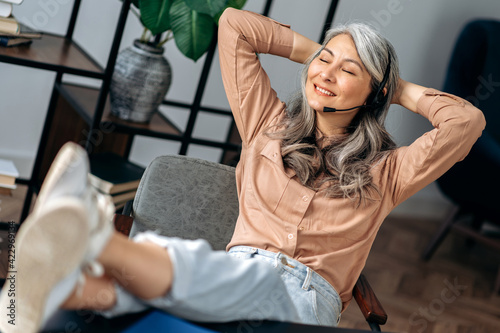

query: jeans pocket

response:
[311,286,340,327]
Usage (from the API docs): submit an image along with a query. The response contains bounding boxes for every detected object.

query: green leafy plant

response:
[128,0,247,61]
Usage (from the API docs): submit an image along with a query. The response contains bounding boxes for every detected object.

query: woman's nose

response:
[320,70,335,82]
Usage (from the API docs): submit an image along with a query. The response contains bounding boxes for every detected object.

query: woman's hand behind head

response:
[390,78,404,105]
[391,79,428,113]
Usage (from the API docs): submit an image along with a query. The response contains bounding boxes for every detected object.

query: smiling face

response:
[305,34,373,113]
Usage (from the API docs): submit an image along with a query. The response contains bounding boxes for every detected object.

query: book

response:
[0,186,12,196]
[89,153,145,195]
[0,2,12,18]
[114,200,128,210]
[0,183,16,190]
[0,16,41,38]
[0,15,17,34]
[111,189,137,205]
[0,158,18,187]
[0,36,32,47]
[113,192,136,210]
[0,0,23,5]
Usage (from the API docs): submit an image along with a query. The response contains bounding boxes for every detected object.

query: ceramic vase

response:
[110,39,172,123]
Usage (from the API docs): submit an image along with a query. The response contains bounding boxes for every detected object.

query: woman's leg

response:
[62,232,301,324]
[61,230,301,324]
[100,232,174,300]
[62,231,174,310]
[61,275,117,311]
[100,232,300,324]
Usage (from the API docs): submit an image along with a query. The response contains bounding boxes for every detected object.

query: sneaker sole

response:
[0,198,89,333]
[34,142,88,212]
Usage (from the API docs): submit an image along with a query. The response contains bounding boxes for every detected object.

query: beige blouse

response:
[218,8,486,310]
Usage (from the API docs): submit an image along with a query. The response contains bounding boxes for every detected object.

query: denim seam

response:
[312,285,338,316]
[310,286,324,325]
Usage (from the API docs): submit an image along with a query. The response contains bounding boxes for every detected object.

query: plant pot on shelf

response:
[110,39,172,123]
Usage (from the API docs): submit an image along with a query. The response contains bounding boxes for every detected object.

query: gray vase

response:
[110,39,172,123]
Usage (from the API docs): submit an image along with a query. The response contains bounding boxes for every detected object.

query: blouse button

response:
[288,233,294,239]
[273,153,277,158]
[302,195,309,202]
[299,227,304,231]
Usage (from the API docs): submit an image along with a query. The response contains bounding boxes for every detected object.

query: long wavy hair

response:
[267,23,400,205]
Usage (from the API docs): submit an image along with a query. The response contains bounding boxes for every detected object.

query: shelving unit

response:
[1,0,131,222]
[0,0,339,223]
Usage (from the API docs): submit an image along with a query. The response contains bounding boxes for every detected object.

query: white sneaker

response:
[0,142,116,332]
[36,142,115,266]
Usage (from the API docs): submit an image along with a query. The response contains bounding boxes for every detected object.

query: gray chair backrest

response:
[129,155,239,251]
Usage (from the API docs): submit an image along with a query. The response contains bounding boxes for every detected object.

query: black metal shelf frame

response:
[14,0,339,222]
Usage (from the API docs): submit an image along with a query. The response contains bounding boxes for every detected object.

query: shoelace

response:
[73,184,114,296]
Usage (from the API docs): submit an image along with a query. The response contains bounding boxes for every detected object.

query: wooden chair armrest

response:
[113,200,134,237]
[353,274,387,325]
[113,213,133,236]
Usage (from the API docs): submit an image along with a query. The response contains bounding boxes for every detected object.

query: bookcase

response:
[0,0,339,223]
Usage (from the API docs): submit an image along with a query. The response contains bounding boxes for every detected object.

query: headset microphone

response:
[323,105,363,112]
[323,55,392,113]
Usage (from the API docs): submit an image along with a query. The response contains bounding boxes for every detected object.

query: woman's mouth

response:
[314,85,335,96]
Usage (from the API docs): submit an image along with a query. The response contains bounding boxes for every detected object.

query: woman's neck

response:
[315,127,346,149]
[315,110,354,137]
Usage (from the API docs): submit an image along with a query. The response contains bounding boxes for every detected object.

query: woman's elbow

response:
[467,104,487,138]
[219,7,239,29]
[218,7,242,41]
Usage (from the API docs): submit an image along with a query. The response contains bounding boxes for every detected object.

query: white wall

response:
[1,0,498,218]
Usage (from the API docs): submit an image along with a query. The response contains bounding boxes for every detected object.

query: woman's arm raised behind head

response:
[290,31,321,64]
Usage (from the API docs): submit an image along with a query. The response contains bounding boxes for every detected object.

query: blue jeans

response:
[228,246,341,326]
[100,232,341,327]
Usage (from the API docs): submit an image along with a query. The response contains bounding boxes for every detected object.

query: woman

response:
[0,8,485,333]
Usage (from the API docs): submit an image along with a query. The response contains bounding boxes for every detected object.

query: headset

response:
[323,55,392,112]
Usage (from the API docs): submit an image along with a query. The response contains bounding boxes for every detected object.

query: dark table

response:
[42,309,375,333]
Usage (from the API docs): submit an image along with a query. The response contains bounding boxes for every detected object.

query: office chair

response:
[114,154,387,331]
[422,19,500,293]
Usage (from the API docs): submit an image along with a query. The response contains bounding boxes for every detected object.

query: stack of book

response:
[89,152,145,210]
[0,0,42,47]
[0,158,18,196]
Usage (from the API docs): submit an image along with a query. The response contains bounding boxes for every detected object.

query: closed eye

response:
[343,69,355,75]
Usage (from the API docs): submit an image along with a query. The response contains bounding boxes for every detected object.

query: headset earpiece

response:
[367,56,392,109]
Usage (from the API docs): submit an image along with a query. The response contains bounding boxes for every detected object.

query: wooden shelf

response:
[0,33,103,78]
[56,82,183,139]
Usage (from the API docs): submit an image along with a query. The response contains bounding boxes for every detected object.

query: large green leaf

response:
[225,0,246,10]
[170,0,215,61]
[214,0,247,24]
[139,0,173,36]
[183,0,227,17]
